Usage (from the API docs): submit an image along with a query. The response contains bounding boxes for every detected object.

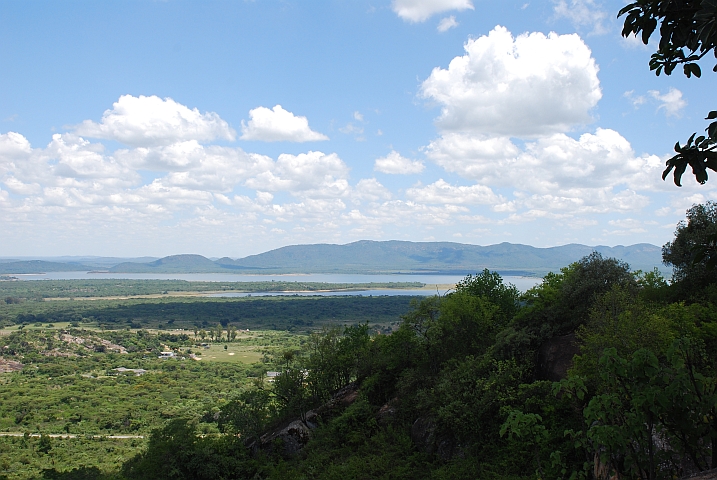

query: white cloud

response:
[553,0,608,35]
[624,90,646,108]
[424,134,520,175]
[246,151,350,198]
[392,0,473,22]
[0,132,32,161]
[115,142,273,192]
[353,178,393,202]
[426,128,662,215]
[255,191,274,204]
[437,16,459,32]
[406,179,501,205]
[339,123,364,135]
[374,150,425,174]
[420,26,601,137]
[2,177,41,196]
[649,87,687,117]
[353,111,364,121]
[46,134,138,184]
[240,105,328,142]
[73,95,235,147]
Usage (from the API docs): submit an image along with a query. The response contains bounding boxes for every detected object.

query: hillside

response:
[111,241,665,275]
[109,254,229,273]
[0,260,93,274]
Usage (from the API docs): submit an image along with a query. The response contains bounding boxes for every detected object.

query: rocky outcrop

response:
[376,398,399,426]
[536,333,580,382]
[256,419,312,457]
[0,357,23,373]
[410,417,459,460]
[683,469,717,479]
[253,382,360,457]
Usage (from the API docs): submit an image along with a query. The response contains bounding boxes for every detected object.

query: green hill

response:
[220,240,664,275]
[110,254,229,273]
[107,241,664,275]
[0,260,93,274]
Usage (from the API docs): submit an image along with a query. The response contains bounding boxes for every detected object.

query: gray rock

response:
[536,333,580,382]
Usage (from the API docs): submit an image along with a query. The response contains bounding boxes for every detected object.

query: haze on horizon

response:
[1,0,715,258]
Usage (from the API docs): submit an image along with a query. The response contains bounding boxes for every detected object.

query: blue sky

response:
[0,0,715,257]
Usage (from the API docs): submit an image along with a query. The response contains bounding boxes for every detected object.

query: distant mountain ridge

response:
[0,260,93,274]
[0,241,666,276]
[213,240,664,275]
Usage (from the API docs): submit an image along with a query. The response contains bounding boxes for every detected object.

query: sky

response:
[0,0,715,258]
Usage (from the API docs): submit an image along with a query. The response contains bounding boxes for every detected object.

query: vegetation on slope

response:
[116,204,717,480]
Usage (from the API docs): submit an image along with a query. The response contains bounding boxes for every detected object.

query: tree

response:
[663,201,717,291]
[619,0,717,185]
[504,253,637,354]
[583,340,717,478]
[227,324,237,342]
[454,269,520,324]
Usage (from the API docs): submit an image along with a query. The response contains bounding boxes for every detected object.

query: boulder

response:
[410,417,458,460]
[256,419,312,457]
[536,333,580,382]
[254,382,360,457]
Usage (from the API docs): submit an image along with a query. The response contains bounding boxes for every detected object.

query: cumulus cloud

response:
[374,150,425,174]
[649,87,687,117]
[246,151,350,198]
[426,128,662,215]
[73,95,236,147]
[353,178,392,202]
[406,179,501,204]
[420,26,601,137]
[0,132,32,161]
[392,0,473,22]
[2,177,41,196]
[240,105,328,142]
[553,0,608,35]
[437,16,459,32]
[115,141,273,192]
[429,128,660,191]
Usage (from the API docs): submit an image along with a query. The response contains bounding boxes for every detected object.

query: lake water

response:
[12,272,543,294]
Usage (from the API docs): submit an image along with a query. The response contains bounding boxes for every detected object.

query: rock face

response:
[257,419,312,457]
[0,357,23,373]
[536,333,580,382]
[683,469,717,480]
[253,382,360,457]
[410,417,458,460]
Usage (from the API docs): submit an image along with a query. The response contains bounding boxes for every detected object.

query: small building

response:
[158,351,176,359]
[114,367,147,376]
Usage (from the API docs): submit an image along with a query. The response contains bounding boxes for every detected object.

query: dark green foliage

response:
[663,201,717,294]
[581,339,717,479]
[0,295,416,331]
[40,466,106,480]
[498,252,636,359]
[454,269,520,323]
[0,279,424,300]
[122,419,256,480]
[306,324,370,403]
[217,388,274,443]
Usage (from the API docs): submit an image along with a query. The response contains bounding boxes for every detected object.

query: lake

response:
[12,272,543,294]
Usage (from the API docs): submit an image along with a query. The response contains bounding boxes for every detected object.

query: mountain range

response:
[0,240,667,276]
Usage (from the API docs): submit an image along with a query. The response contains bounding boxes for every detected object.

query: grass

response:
[189,343,264,364]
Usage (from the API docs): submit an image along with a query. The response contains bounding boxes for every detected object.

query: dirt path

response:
[0,432,144,439]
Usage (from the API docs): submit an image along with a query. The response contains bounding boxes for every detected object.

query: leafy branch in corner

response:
[618,0,717,185]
